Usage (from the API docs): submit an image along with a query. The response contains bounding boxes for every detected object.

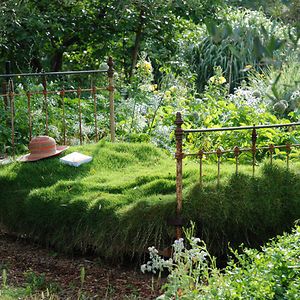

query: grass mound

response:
[184,164,300,256]
[0,141,299,260]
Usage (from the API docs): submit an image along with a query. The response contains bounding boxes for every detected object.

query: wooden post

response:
[175,112,184,239]
[107,57,115,142]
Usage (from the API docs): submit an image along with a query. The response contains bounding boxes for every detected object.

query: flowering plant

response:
[141,223,217,299]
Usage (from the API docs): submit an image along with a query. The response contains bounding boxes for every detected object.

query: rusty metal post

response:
[269,144,274,165]
[26,92,32,141]
[251,125,257,177]
[77,87,82,145]
[107,57,115,142]
[175,112,184,240]
[42,74,48,135]
[286,143,291,170]
[234,146,240,175]
[92,83,98,142]
[216,148,222,186]
[60,89,66,145]
[198,150,204,187]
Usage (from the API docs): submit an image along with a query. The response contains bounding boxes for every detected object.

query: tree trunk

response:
[129,9,145,79]
[51,49,64,72]
[30,57,43,72]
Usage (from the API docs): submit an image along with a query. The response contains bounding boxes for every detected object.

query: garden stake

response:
[175,112,184,239]
[107,57,115,142]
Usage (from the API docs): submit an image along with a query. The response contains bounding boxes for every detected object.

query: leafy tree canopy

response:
[0,0,221,75]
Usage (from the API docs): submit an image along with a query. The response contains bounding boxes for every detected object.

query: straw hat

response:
[19,136,68,162]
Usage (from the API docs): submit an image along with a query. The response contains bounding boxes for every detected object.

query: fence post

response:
[107,57,115,142]
[251,125,257,177]
[175,112,184,239]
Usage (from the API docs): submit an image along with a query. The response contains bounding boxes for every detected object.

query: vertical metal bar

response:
[8,78,15,159]
[175,112,184,240]
[286,144,291,170]
[198,150,204,187]
[42,74,48,135]
[107,57,115,142]
[91,80,98,142]
[251,125,257,177]
[269,144,274,165]
[27,92,32,141]
[216,148,222,186]
[77,87,82,145]
[60,89,66,145]
[234,146,240,175]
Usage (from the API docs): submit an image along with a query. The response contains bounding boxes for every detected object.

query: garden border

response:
[174,111,300,239]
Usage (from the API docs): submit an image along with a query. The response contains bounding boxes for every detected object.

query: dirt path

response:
[0,230,162,299]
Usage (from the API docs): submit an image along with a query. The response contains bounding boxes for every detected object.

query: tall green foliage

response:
[188,8,290,91]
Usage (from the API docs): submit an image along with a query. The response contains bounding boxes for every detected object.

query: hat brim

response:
[18,145,69,162]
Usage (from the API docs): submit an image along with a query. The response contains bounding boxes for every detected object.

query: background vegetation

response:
[1,0,300,156]
[0,0,300,298]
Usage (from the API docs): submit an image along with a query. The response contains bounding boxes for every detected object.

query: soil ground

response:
[0,230,162,299]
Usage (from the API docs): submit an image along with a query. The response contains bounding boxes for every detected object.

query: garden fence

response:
[0,57,115,158]
[174,112,300,239]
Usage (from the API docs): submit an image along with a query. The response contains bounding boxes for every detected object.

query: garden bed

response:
[0,141,299,261]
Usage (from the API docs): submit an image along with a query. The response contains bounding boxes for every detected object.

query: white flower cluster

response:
[229,87,265,113]
[141,246,173,274]
[141,236,208,275]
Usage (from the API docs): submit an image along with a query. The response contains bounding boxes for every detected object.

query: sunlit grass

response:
[0,141,299,260]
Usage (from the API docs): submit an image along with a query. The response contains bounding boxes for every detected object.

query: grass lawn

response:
[0,141,299,260]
